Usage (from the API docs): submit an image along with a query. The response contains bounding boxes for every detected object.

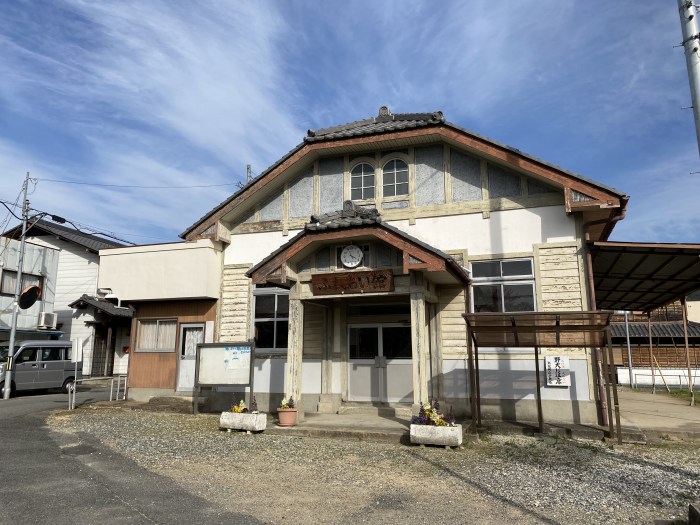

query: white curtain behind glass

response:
[183,327,204,357]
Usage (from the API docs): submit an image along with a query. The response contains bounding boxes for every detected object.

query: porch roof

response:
[246,202,470,286]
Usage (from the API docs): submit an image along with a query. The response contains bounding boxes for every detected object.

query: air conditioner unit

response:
[37,312,57,330]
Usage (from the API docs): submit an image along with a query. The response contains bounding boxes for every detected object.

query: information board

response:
[195,342,255,387]
[545,355,571,387]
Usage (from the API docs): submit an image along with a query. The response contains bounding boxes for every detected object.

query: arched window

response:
[382,159,409,197]
[350,163,375,200]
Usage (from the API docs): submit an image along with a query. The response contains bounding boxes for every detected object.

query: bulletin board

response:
[195,341,255,387]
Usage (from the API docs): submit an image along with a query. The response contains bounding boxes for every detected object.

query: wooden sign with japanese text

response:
[311,270,394,296]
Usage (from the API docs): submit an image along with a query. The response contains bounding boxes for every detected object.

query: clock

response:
[340,245,363,268]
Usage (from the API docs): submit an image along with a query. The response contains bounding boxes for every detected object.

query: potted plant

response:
[276,396,298,426]
[219,396,267,433]
[409,399,462,448]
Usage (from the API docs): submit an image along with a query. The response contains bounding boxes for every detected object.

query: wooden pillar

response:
[466,326,478,430]
[428,303,443,400]
[410,292,429,407]
[286,297,304,407]
[606,328,622,444]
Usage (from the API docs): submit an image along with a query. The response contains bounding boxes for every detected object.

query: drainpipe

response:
[582,200,628,427]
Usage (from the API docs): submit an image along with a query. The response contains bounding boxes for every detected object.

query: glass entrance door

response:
[348,324,412,403]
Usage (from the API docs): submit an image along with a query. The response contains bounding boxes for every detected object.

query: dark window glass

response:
[41,347,62,361]
[255,295,276,318]
[349,327,379,359]
[255,321,275,348]
[502,260,532,277]
[473,284,502,312]
[503,284,535,311]
[277,321,289,348]
[382,327,412,359]
[472,261,501,279]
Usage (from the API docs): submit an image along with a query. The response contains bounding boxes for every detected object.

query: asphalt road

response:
[0,387,263,525]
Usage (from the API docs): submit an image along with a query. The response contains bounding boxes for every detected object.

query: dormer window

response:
[350,163,375,200]
[382,159,409,197]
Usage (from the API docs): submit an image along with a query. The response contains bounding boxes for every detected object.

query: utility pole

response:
[246,164,252,183]
[3,173,30,399]
[678,0,700,155]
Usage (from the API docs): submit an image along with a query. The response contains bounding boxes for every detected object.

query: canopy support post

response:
[534,345,544,434]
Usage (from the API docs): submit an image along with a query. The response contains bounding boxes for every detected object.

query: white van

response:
[0,340,81,396]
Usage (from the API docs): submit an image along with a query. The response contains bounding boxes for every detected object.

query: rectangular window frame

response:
[0,270,43,297]
[136,318,178,353]
[470,258,536,313]
[253,286,290,354]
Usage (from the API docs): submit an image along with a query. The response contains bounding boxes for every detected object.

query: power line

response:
[37,178,238,189]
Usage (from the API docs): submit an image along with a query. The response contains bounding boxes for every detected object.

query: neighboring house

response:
[0,237,60,341]
[100,107,631,425]
[3,219,129,375]
[688,290,700,324]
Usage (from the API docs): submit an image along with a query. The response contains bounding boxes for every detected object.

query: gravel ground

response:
[47,405,699,524]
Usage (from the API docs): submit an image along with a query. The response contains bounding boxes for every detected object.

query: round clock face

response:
[340,245,363,268]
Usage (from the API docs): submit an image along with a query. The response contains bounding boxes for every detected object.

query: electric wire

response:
[36,178,237,189]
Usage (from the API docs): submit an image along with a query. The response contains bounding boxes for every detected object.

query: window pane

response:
[473,284,502,312]
[157,320,177,350]
[364,187,374,199]
[364,174,374,187]
[255,321,274,348]
[276,320,289,348]
[316,247,330,271]
[1,271,17,295]
[351,176,361,189]
[383,185,395,197]
[41,348,62,361]
[255,295,276,318]
[384,172,395,185]
[349,327,378,359]
[502,260,532,277]
[138,320,158,349]
[397,171,409,184]
[22,274,40,288]
[351,188,362,200]
[396,183,408,196]
[382,327,412,359]
[277,294,289,317]
[472,261,501,279]
[503,284,535,312]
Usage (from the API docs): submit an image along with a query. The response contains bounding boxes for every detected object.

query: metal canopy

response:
[462,311,621,443]
[463,311,613,348]
[589,241,700,313]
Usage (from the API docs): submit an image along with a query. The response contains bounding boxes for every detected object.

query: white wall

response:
[99,239,223,301]
[0,238,59,331]
[25,236,99,344]
[224,230,302,266]
[389,206,576,256]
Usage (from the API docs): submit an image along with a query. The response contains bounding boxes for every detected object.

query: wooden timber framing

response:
[247,223,469,287]
[182,124,625,241]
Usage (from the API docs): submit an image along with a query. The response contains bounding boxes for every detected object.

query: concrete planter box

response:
[219,412,267,432]
[410,424,463,447]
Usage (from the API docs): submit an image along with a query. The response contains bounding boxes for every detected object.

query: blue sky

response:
[0,1,698,244]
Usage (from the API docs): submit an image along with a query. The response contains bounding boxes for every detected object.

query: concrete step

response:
[338,403,413,419]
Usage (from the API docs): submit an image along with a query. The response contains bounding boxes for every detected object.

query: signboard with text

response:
[311,270,394,296]
[545,356,571,387]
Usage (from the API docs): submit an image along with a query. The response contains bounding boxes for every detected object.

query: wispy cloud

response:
[0,1,697,245]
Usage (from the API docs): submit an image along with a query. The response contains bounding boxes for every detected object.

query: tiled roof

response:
[180,106,627,239]
[306,201,381,230]
[3,218,124,252]
[68,294,134,318]
[305,107,445,142]
[610,321,700,339]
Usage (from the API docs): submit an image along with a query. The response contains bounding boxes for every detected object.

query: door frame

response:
[347,323,412,403]
[176,322,206,392]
